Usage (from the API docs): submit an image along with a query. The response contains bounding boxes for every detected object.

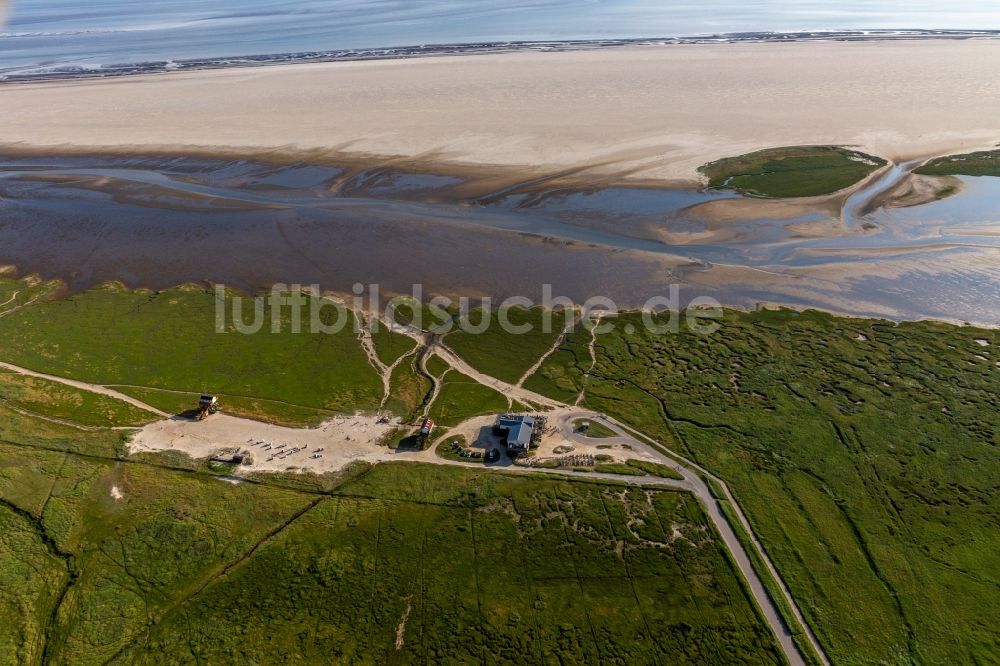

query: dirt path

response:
[0,361,168,417]
[0,295,42,320]
[515,324,570,388]
[354,311,395,410]
[575,314,603,406]
[0,290,21,309]
[377,317,562,410]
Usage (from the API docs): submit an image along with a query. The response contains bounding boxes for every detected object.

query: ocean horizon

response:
[3,0,1000,77]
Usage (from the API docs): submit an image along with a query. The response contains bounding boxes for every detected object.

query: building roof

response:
[497,415,534,449]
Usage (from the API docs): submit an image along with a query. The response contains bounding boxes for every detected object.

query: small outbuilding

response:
[419,418,434,444]
[197,395,220,421]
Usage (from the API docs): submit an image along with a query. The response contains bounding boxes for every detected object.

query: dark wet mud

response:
[1,153,998,324]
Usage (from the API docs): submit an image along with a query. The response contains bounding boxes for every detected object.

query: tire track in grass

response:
[467,507,487,666]
[365,508,384,649]
[545,493,603,661]
[597,490,660,654]
[108,495,327,664]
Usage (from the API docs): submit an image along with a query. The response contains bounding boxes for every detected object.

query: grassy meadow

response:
[573,417,618,438]
[443,307,568,384]
[0,394,783,664]
[524,308,1000,664]
[428,369,510,426]
[0,282,383,425]
[0,371,159,428]
[2,273,999,663]
[120,464,783,665]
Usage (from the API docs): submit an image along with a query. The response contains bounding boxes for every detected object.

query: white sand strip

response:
[3,41,999,182]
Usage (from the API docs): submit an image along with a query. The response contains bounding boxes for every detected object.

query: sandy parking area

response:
[129,412,402,474]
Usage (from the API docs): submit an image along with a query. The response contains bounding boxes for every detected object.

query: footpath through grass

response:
[444,306,568,384]
[699,146,886,198]
[0,371,159,428]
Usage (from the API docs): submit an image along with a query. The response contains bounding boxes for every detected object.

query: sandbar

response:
[3,40,1000,182]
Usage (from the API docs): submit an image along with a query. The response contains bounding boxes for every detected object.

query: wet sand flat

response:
[3,40,1000,182]
[2,154,999,326]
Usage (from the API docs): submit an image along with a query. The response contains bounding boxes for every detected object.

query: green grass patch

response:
[593,463,646,476]
[385,356,433,422]
[0,371,159,427]
[0,283,383,425]
[700,146,886,198]
[444,306,567,384]
[386,298,454,332]
[523,347,586,403]
[704,475,728,501]
[427,369,509,427]
[0,274,64,317]
[0,502,68,666]
[915,150,1000,177]
[114,463,783,664]
[572,417,618,438]
[424,353,451,379]
[0,404,126,460]
[625,459,685,480]
[370,324,417,366]
[574,307,1000,664]
[0,432,313,664]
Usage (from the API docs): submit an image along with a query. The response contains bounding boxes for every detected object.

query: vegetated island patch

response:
[700,146,887,198]
[915,149,1000,177]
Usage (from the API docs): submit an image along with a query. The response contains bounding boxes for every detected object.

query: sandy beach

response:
[3,40,1000,182]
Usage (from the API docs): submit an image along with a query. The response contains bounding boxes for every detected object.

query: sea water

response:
[2,0,999,77]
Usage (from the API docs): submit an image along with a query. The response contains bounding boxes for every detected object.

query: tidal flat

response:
[1,151,999,325]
